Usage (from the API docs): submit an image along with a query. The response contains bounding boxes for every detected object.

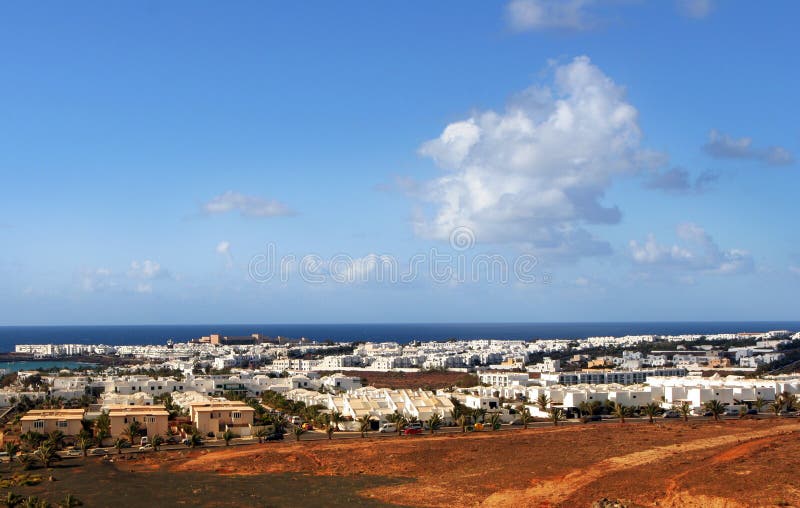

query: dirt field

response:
[335,370,479,390]
[9,419,800,507]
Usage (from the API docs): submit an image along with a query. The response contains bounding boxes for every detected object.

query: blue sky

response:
[0,0,798,325]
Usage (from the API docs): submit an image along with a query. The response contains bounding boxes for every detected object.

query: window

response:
[57,421,68,428]
[232,412,242,419]
[33,420,44,429]
[147,416,156,423]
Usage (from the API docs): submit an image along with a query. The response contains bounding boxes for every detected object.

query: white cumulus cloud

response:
[629,223,754,275]
[202,191,294,218]
[414,56,663,258]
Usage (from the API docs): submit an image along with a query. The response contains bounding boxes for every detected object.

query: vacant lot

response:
[9,418,800,507]
[335,370,479,389]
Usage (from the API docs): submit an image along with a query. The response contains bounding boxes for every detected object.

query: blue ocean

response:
[0,322,798,353]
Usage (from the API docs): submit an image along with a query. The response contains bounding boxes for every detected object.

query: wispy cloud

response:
[202,191,295,218]
[675,0,714,19]
[506,0,594,32]
[644,167,719,194]
[506,0,716,33]
[79,259,173,294]
[703,129,794,166]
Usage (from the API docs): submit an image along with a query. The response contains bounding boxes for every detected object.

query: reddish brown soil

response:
[126,418,800,507]
[333,370,479,389]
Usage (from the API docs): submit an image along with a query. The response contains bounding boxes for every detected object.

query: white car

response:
[138,444,154,452]
[378,423,397,433]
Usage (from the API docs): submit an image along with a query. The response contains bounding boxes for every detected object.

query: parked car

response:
[166,436,180,445]
[746,408,758,415]
[378,423,397,433]
[290,416,302,425]
[90,449,108,456]
[64,449,83,457]
[265,433,284,441]
[138,444,154,452]
[403,423,423,435]
[301,423,314,431]
[662,410,680,418]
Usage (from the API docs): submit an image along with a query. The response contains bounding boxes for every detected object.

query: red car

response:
[403,424,423,435]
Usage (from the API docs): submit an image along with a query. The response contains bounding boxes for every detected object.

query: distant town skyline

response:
[1,1,798,324]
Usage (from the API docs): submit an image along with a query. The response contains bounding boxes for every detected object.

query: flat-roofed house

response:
[20,409,85,436]
[188,401,255,436]
[108,405,169,439]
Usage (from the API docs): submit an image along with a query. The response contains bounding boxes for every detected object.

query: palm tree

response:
[642,402,662,424]
[704,399,725,421]
[21,496,48,508]
[457,414,469,433]
[580,400,602,418]
[473,408,487,424]
[770,399,784,417]
[59,494,83,507]
[122,421,142,447]
[255,428,269,444]
[676,401,691,422]
[151,434,164,451]
[612,403,631,424]
[76,435,93,458]
[329,411,343,432]
[47,430,65,450]
[19,431,45,451]
[357,415,371,438]
[516,404,532,429]
[3,442,19,471]
[35,444,57,469]
[427,414,442,434]
[222,429,234,446]
[537,394,550,412]
[2,491,22,507]
[293,426,306,442]
[488,412,502,431]
[93,412,111,445]
[753,397,766,413]
[549,407,564,426]
[393,414,407,437]
[449,406,462,424]
[113,438,127,455]
[17,454,34,471]
[187,432,203,448]
[782,392,798,411]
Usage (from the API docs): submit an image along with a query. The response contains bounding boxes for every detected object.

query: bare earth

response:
[15,419,800,507]
[141,418,800,507]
